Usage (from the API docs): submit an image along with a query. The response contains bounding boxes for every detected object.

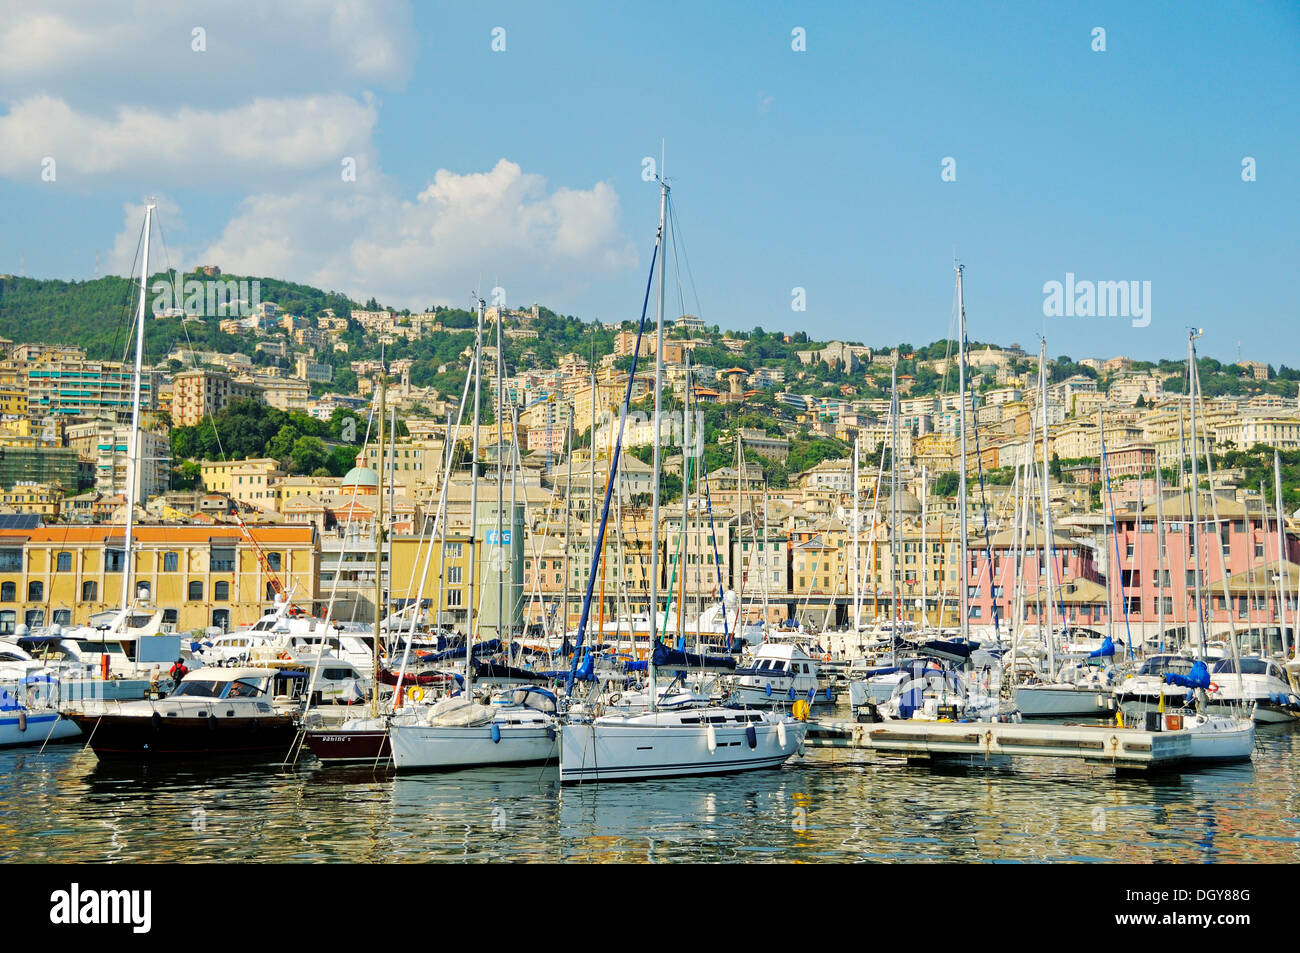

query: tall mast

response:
[678,354,691,645]
[466,298,484,696]
[562,407,574,642]
[371,372,385,716]
[1155,456,1166,652]
[1188,329,1205,657]
[121,203,154,615]
[920,465,928,629]
[648,158,669,708]
[496,302,505,643]
[956,265,970,643]
[852,435,860,630]
[1275,449,1290,658]
[890,364,899,631]
[1038,339,1056,673]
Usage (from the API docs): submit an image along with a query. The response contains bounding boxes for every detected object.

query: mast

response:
[648,160,668,708]
[955,265,970,643]
[562,407,574,641]
[465,298,484,696]
[1275,449,1290,658]
[852,436,860,630]
[371,373,385,717]
[121,202,154,615]
[496,301,506,644]
[678,354,691,646]
[921,465,928,629]
[1188,329,1205,657]
[890,364,899,632]
[1038,339,1057,673]
[1155,457,1166,652]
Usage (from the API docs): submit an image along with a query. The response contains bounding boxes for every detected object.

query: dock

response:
[806,718,1192,771]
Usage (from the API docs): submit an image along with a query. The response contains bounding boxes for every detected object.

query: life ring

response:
[407,686,425,703]
[1207,682,1220,694]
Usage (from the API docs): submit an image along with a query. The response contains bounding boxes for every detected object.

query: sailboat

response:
[558,163,805,784]
[387,297,559,772]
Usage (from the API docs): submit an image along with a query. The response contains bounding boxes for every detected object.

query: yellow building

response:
[201,458,281,495]
[0,524,319,633]
[0,483,62,517]
[387,530,478,629]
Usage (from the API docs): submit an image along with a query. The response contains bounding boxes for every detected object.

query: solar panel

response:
[0,514,42,529]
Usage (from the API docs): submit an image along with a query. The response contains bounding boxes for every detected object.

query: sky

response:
[0,0,1297,366]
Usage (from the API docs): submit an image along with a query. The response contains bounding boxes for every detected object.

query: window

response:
[0,582,14,603]
[162,609,178,626]
[82,580,97,601]
[27,581,42,601]
[24,609,43,628]
[267,552,282,573]
[211,547,236,572]
[188,581,204,601]
[56,552,72,572]
[0,549,21,572]
[447,566,463,584]
[266,583,277,600]
[0,611,13,635]
[214,581,230,601]
[446,590,463,607]
[105,549,125,572]
[163,552,178,573]
[212,609,230,631]
[444,542,463,558]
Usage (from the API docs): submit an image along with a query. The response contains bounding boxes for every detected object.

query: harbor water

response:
[4,719,1299,863]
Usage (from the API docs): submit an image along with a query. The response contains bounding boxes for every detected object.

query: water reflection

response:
[1,727,1296,863]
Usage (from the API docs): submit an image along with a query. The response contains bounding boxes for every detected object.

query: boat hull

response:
[304,728,391,763]
[69,713,297,760]
[0,709,81,748]
[732,685,836,708]
[559,715,806,784]
[1015,684,1112,717]
[388,723,556,771]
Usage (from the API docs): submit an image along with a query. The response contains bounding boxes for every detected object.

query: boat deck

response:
[807,718,1193,771]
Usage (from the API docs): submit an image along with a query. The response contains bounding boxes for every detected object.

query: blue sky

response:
[1,1,1297,366]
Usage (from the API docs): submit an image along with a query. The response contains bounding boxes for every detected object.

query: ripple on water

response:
[1,734,1298,862]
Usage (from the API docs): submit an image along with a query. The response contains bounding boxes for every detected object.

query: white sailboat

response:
[558,162,804,784]
[389,297,558,771]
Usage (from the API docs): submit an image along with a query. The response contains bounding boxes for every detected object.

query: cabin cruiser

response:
[733,640,836,708]
[64,667,301,760]
[1205,656,1300,724]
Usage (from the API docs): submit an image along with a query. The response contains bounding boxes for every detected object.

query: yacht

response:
[733,640,836,707]
[64,667,300,760]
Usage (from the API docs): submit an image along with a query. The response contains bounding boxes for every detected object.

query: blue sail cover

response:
[1164,659,1211,690]
[1089,636,1116,659]
[421,638,501,662]
[652,642,737,672]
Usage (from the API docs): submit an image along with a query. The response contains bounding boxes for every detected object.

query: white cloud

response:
[197,159,639,309]
[109,196,187,277]
[0,93,378,184]
[0,1,414,106]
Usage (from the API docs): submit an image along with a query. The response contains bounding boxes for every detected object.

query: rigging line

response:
[110,219,147,369]
[667,196,704,326]
[566,239,660,693]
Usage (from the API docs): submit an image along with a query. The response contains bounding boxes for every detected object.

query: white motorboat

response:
[1161,709,1255,762]
[1206,656,1299,724]
[1014,662,1118,718]
[733,640,836,708]
[559,705,805,784]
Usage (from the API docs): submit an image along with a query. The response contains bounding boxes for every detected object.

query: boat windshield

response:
[1136,655,1193,677]
[1211,658,1272,676]
[170,680,227,698]
[223,677,268,698]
